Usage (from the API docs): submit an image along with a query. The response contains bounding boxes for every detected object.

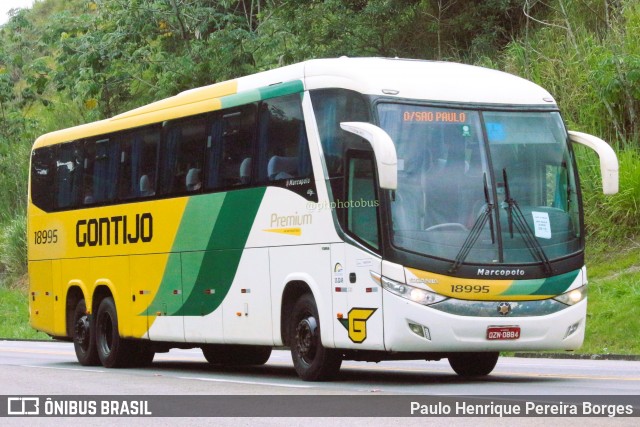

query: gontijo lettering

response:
[76,213,153,247]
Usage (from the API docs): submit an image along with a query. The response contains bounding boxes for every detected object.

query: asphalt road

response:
[1,340,638,426]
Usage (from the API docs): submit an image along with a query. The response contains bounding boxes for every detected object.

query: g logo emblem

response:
[339,308,377,343]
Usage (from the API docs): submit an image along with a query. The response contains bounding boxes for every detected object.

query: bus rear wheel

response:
[72,299,100,366]
[289,294,342,381]
[448,352,499,377]
[95,297,132,368]
[202,345,272,366]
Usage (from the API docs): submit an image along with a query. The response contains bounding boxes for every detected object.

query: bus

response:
[28,57,618,381]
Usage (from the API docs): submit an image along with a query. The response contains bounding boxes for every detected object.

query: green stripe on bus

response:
[530,269,580,296]
[219,80,304,109]
[499,269,579,297]
[174,187,265,316]
[172,193,226,252]
[142,187,266,317]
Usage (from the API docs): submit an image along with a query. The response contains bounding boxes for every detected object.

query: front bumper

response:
[383,291,586,352]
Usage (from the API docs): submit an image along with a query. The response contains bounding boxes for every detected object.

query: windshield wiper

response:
[502,169,553,274]
[449,174,495,273]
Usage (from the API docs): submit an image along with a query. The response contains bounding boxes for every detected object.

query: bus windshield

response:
[378,104,582,267]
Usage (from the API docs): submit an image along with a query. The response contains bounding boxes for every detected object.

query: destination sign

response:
[403,111,467,123]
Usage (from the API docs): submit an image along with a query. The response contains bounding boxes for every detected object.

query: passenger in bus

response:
[268,155,298,180]
[186,168,202,191]
[239,157,252,184]
[139,174,155,196]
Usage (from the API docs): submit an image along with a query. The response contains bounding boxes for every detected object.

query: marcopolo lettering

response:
[477,268,525,277]
[76,213,153,247]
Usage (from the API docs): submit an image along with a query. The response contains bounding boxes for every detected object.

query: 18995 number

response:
[450,284,490,294]
[34,229,58,245]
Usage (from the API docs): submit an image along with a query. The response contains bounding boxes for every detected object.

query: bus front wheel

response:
[72,299,100,366]
[448,352,499,377]
[289,294,342,381]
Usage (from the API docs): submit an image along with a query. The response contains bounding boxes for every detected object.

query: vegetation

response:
[0,1,638,353]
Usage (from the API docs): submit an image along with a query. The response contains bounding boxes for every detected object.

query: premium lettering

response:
[270,212,312,228]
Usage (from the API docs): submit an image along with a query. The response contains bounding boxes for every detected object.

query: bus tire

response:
[202,345,272,366]
[72,299,100,366]
[95,297,132,368]
[448,352,499,377]
[290,294,342,381]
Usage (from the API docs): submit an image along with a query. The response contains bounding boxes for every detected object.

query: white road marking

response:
[177,376,312,389]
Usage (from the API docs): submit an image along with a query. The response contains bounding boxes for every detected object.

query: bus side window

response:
[82,138,118,205]
[118,127,160,200]
[158,115,208,196]
[310,89,370,228]
[205,105,256,190]
[55,141,84,210]
[31,146,56,212]
[257,94,311,183]
[82,141,96,205]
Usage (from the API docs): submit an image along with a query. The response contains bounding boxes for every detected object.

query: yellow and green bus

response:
[28,58,618,380]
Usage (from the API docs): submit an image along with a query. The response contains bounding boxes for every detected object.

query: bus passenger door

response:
[332,152,385,350]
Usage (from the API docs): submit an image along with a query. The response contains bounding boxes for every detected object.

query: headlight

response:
[553,285,587,306]
[373,273,447,306]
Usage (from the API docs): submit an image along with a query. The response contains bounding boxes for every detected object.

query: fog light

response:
[408,321,431,340]
[564,321,581,339]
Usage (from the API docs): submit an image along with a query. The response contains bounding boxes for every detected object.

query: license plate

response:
[487,326,521,340]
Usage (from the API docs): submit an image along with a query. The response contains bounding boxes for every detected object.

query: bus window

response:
[31,146,55,212]
[83,138,118,205]
[159,115,209,195]
[118,126,160,200]
[257,94,311,183]
[55,141,84,209]
[310,89,370,178]
[205,105,256,190]
[310,89,370,223]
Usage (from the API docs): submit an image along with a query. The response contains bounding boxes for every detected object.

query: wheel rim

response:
[295,315,318,364]
[98,312,113,356]
[74,314,90,351]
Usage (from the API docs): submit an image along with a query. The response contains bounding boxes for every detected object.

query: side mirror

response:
[568,131,619,195]
[340,122,398,190]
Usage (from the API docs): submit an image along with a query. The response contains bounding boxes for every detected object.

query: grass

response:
[0,278,50,340]
[581,244,640,355]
